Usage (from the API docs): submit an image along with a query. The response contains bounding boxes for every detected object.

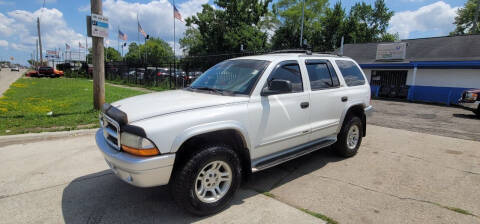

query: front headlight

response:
[120,132,159,157]
[465,92,478,101]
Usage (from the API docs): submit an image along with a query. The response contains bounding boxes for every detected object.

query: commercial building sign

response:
[91,13,109,38]
[376,42,407,61]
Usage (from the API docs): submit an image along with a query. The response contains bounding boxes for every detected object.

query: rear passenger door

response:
[305,59,345,140]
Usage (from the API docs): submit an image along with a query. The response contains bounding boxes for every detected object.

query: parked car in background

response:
[37,66,63,78]
[25,70,39,77]
[96,51,372,215]
[11,67,20,72]
[156,68,170,77]
[458,89,480,117]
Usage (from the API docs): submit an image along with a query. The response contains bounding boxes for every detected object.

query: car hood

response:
[111,90,249,123]
[467,89,480,94]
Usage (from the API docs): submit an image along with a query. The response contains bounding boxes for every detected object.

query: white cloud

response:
[388,1,458,39]
[0,39,8,47]
[78,4,90,13]
[103,0,208,45]
[0,8,87,53]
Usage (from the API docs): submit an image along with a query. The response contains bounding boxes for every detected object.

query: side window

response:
[267,62,303,92]
[335,60,365,86]
[305,62,340,90]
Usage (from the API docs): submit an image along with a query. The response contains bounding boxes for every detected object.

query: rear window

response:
[335,60,365,86]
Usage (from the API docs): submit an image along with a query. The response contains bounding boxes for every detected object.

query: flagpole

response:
[117,26,120,56]
[173,0,176,78]
[137,14,142,65]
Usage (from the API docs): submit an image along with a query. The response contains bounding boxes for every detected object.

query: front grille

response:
[100,113,121,150]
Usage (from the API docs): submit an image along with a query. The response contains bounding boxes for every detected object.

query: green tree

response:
[345,0,394,43]
[124,38,174,66]
[451,0,480,35]
[271,0,329,50]
[86,47,122,63]
[180,0,272,55]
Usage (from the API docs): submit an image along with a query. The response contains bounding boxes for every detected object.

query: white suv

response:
[96,51,372,215]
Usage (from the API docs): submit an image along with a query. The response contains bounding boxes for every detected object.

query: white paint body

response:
[96,53,372,187]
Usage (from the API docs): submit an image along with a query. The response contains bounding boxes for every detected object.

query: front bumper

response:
[457,100,479,112]
[95,129,175,187]
[364,105,374,117]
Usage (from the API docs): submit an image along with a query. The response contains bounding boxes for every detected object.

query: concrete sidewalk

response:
[0,132,321,224]
[1,125,479,223]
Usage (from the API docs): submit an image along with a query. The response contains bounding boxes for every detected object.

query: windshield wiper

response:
[189,87,234,96]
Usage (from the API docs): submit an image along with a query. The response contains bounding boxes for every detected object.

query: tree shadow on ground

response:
[61,147,346,223]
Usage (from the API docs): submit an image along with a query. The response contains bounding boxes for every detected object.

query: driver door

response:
[248,60,311,159]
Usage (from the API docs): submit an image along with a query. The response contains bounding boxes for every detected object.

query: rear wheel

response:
[334,116,363,157]
[169,144,241,216]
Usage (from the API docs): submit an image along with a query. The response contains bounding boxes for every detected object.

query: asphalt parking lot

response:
[0,100,479,224]
[369,99,480,141]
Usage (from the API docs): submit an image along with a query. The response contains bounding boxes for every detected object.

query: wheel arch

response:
[171,122,252,179]
[338,103,367,137]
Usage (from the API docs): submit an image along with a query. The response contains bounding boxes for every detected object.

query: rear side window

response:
[335,60,365,86]
[267,61,303,92]
[305,61,340,90]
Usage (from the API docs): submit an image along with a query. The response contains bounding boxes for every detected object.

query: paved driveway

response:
[1,125,479,224]
[0,69,24,96]
[369,99,480,141]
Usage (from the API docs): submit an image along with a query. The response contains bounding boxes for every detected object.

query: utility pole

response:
[91,0,105,110]
[36,39,39,68]
[473,0,480,34]
[37,17,43,65]
[300,0,305,48]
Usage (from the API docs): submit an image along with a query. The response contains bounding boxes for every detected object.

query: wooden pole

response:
[91,0,105,110]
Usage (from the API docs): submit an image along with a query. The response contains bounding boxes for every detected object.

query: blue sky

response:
[0,0,468,65]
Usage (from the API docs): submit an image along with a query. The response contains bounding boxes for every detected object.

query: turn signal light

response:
[121,145,160,157]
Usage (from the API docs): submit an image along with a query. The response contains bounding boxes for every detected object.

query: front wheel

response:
[334,116,363,157]
[169,145,242,216]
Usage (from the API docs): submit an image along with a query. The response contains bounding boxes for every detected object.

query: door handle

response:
[300,102,309,109]
[341,96,348,102]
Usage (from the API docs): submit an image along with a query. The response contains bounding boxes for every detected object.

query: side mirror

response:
[261,79,292,96]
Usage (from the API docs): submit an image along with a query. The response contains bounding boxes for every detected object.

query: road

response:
[0,125,479,224]
[0,69,24,96]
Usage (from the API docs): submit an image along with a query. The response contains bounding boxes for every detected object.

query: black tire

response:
[169,144,242,216]
[334,116,363,157]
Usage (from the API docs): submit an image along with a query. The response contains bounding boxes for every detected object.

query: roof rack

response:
[270,49,312,55]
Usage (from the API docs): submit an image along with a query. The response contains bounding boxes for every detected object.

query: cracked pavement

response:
[0,123,479,223]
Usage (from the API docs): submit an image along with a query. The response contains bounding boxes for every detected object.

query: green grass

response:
[0,77,148,135]
[261,191,338,224]
[300,208,339,224]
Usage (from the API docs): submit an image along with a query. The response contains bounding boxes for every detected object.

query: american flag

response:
[174,5,182,21]
[118,29,127,41]
[65,43,70,51]
[138,22,147,38]
[79,42,84,48]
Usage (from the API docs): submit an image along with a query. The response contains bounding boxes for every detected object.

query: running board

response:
[251,137,337,172]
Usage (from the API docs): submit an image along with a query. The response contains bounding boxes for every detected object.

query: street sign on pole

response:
[91,13,109,38]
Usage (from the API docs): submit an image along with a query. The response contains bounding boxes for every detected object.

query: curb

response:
[0,129,97,147]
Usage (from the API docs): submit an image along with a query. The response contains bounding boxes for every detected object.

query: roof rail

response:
[270,49,312,55]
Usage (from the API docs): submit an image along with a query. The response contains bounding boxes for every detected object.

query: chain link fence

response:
[57,51,268,90]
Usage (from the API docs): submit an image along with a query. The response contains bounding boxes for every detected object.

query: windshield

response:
[189,59,270,95]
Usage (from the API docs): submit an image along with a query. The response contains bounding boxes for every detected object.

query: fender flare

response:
[169,120,252,154]
[337,101,367,134]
